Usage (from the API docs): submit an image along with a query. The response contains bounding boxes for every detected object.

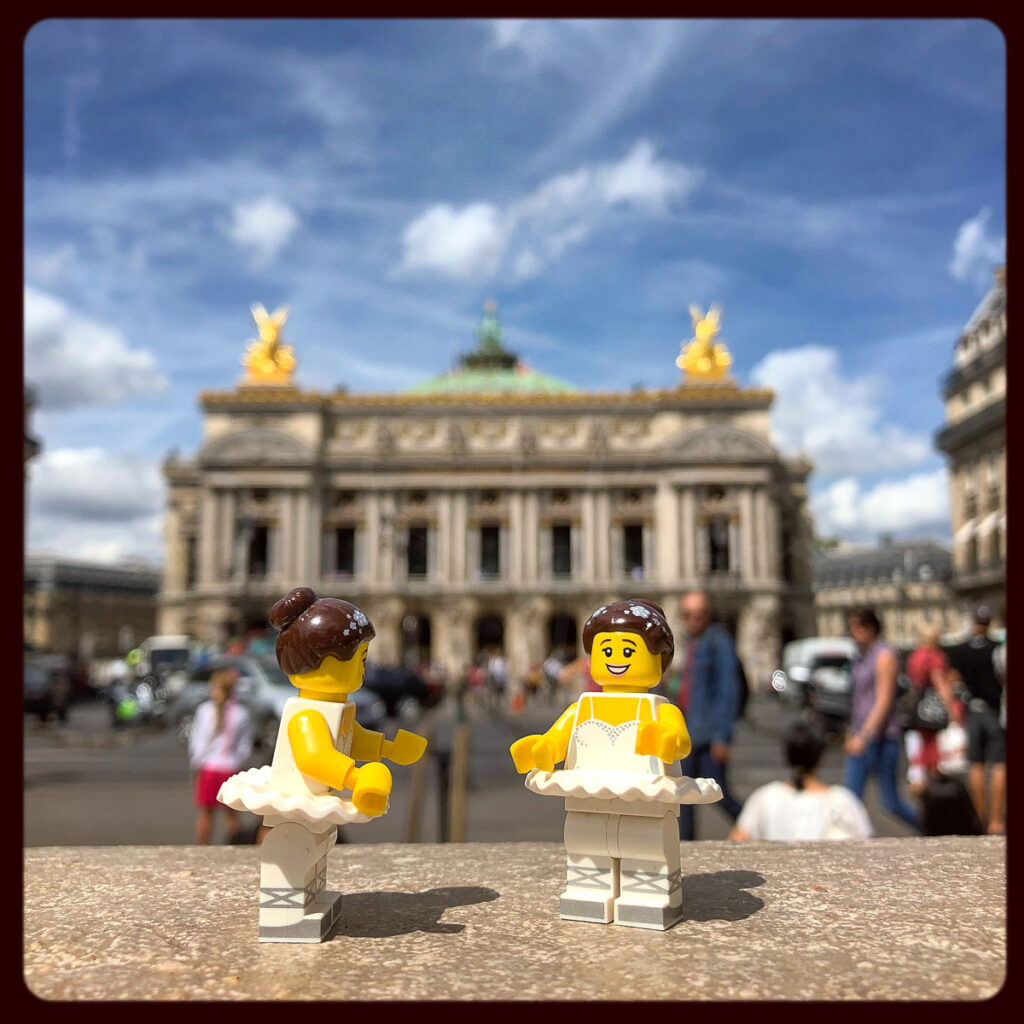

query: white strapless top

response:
[218,695,375,827]
[526,692,722,806]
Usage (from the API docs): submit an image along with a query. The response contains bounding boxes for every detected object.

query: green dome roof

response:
[405,300,577,395]
[406,364,577,395]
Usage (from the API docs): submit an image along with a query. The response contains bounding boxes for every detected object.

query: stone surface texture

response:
[24,838,1005,1001]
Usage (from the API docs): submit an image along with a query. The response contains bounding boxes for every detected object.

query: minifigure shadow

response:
[678,869,765,922]
[335,885,501,937]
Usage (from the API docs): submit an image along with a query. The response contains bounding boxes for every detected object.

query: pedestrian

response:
[945,606,1006,835]
[674,590,743,840]
[189,667,253,844]
[729,718,872,841]
[842,607,920,832]
[902,623,964,797]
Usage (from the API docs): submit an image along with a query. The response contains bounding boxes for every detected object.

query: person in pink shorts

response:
[189,668,254,844]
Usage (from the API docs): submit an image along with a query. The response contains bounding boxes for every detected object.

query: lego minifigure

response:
[218,587,427,942]
[510,599,722,931]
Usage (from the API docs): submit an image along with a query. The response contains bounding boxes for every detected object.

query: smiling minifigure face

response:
[590,631,662,691]
[291,641,370,700]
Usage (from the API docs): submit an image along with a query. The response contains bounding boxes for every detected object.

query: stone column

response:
[509,491,524,585]
[595,490,612,583]
[198,489,218,586]
[437,491,452,585]
[452,491,468,582]
[365,490,381,582]
[581,490,597,583]
[763,490,780,583]
[164,504,184,592]
[740,487,756,583]
[523,491,539,583]
[655,480,680,585]
[379,491,397,585]
[217,490,235,581]
[300,486,318,582]
[680,486,697,582]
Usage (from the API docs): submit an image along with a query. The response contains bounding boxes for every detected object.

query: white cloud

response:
[25,243,77,286]
[812,469,951,541]
[227,196,300,267]
[751,345,930,476]
[490,19,529,50]
[24,287,167,410]
[949,207,1005,286]
[399,203,509,280]
[29,447,165,522]
[27,448,166,564]
[398,140,702,282]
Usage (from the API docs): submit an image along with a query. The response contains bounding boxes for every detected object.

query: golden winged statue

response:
[241,303,297,385]
[676,304,732,380]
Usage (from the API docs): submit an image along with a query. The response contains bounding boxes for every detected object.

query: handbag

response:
[897,685,949,732]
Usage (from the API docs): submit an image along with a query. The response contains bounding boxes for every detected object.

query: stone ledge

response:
[24,838,1005,1001]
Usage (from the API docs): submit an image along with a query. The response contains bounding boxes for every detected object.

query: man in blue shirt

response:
[675,590,743,840]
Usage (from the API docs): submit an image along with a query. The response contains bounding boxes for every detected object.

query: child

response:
[189,668,253,844]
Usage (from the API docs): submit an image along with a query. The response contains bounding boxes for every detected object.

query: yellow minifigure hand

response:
[510,734,556,773]
[383,729,428,765]
[636,722,683,763]
[349,762,392,817]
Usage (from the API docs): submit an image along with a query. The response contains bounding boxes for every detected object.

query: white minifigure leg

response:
[258,821,341,942]
[613,810,684,931]
[560,811,618,924]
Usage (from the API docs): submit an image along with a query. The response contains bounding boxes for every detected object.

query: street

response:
[23,691,918,846]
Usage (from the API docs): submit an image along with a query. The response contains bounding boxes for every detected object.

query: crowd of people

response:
[503,591,1006,842]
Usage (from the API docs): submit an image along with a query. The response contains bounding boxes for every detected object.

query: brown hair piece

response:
[582,599,675,671]
[270,587,376,676]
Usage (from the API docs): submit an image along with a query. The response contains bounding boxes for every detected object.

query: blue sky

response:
[24,18,1006,563]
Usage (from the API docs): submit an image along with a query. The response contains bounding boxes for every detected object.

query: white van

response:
[773,637,858,706]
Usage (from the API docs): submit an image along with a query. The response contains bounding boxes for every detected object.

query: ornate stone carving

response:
[586,420,609,453]
[396,420,438,446]
[519,423,538,456]
[376,422,396,454]
[614,418,650,441]
[200,428,311,465]
[447,421,467,454]
[674,426,775,462]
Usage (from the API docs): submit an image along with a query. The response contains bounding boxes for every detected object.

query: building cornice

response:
[935,396,1006,454]
[199,382,775,413]
[942,338,1005,400]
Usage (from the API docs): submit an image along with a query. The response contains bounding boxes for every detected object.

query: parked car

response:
[362,663,443,722]
[24,654,74,723]
[773,637,858,707]
[170,655,387,752]
[805,653,855,736]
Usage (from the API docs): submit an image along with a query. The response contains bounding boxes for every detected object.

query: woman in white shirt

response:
[189,668,254,844]
[729,718,873,841]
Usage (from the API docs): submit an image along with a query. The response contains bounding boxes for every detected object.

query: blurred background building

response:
[159,303,817,685]
[813,536,959,647]
[24,553,160,658]
[24,384,41,475]
[935,264,1006,621]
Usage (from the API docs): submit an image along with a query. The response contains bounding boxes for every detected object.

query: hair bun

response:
[269,587,318,631]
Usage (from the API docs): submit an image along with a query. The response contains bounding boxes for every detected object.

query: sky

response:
[24,18,1006,565]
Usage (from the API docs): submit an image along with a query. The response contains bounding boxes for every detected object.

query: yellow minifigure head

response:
[269,588,375,701]
[582,600,674,692]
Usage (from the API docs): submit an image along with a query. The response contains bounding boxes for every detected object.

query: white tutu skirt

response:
[217,765,375,828]
[526,768,723,805]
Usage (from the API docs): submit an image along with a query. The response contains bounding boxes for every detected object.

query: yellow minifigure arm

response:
[635,703,692,762]
[349,720,385,762]
[381,729,428,766]
[510,702,577,773]
[288,710,391,817]
[349,719,427,766]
